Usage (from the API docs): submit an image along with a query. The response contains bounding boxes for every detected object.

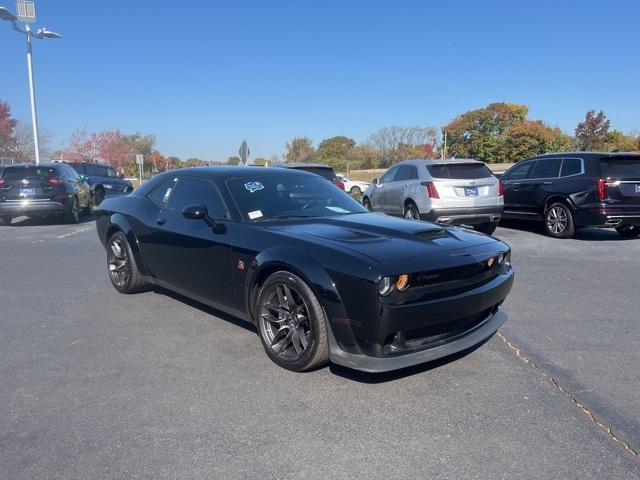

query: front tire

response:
[107,231,150,294]
[615,225,640,238]
[363,197,372,211]
[256,271,329,372]
[544,202,575,238]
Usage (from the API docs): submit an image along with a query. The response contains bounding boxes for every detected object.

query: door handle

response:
[156,217,167,226]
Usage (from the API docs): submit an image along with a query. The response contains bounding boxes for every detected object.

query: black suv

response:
[0,163,91,225]
[271,163,345,190]
[67,162,133,205]
[502,152,640,238]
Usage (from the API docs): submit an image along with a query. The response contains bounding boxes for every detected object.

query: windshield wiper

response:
[256,215,314,222]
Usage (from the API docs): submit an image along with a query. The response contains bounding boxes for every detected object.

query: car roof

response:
[535,151,640,158]
[271,162,333,169]
[397,158,483,166]
[165,165,316,178]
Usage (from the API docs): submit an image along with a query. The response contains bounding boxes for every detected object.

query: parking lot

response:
[1,218,638,479]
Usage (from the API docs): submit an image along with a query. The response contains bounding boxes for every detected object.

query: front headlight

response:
[378,276,394,296]
[498,251,511,266]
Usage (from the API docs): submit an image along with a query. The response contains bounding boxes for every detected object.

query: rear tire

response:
[64,197,80,224]
[475,222,498,235]
[363,197,372,211]
[544,202,575,238]
[94,187,105,206]
[615,225,640,238]
[107,231,150,294]
[256,271,329,372]
[403,202,420,220]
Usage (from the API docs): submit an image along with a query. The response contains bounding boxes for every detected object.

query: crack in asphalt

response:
[496,331,639,461]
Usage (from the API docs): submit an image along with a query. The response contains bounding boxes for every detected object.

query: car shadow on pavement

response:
[499,219,634,241]
[5,215,96,227]
[329,337,491,384]
[152,287,258,334]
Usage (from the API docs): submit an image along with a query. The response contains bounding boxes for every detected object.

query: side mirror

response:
[182,204,215,226]
[372,178,378,185]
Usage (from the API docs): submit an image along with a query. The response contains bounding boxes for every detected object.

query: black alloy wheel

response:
[257,272,329,371]
[544,202,575,238]
[107,231,149,293]
[615,225,640,238]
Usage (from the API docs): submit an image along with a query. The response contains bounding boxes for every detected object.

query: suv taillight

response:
[423,181,439,199]
[334,180,345,191]
[0,178,5,187]
[48,178,65,186]
[596,178,606,201]
[498,180,504,196]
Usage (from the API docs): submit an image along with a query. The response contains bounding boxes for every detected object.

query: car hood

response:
[264,213,499,263]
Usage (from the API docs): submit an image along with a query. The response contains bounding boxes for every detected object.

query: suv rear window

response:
[427,163,492,179]
[290,166,336,181]
[599,157,640,177]
[1,166,58,180]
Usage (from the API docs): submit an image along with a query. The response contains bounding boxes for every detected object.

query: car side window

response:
[394,165,418,182]
[167,178,227,219]
[65,165,81,181]
[379,166,399,184]
[148,178,178,208]
[560,158,582,177]
[503,161,535,181]
[531,158,561,179]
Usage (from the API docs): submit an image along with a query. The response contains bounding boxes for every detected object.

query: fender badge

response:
[237,260,245,270]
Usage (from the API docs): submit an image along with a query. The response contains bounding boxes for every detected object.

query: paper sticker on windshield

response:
[248,210,263,220]
[326,206,350,214]
[244,181,264,193]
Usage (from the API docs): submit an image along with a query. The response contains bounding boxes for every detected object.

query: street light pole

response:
[24,23,41,164]
[0,3,61,166]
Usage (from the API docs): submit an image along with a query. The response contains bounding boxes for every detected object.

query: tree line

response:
[2,99,638,176]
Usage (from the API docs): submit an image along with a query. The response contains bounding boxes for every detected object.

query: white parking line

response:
[56,226,92,239]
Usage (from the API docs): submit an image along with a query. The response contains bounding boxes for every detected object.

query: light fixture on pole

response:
[0,2,61,165]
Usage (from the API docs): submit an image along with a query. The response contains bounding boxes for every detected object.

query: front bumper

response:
[328,268,514,373]
[0,199,67,217]
[421,206,503,226]
[328,309,506,373]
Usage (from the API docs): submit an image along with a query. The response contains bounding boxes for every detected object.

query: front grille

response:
[412,262,490,287]
[403,309,491,343]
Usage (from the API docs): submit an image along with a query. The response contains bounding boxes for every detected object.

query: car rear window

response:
[84,163,109,177]
[427,163,492,179]
[599,157,640,177]
[291,167,336,181]
[1,166,58,180]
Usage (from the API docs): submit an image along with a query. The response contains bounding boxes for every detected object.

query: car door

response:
[526,158,562,213]
[140,177,235,308]
[502,160,536,216]
[65,164,91,208]
[387,165,418,216]
[371,165,399,213]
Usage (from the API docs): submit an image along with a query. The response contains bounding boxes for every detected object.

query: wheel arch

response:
[544,195,576,213]
[103,213,150,277]
[246,246,344,325]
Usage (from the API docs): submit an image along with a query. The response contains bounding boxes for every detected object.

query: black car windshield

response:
[227,175,367,221]
[291,167,335,181]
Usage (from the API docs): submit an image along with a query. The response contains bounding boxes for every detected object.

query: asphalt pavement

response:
[0,217,638,479]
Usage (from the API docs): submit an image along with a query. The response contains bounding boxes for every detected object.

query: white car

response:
[337,175,370,195]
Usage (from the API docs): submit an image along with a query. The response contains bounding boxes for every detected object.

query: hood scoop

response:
[414,228,448,240]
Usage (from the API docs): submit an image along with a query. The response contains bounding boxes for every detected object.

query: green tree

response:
[505,121,573,161]
[348,145,381,170]
[444,102,529,163]
[575,110,610,151]
[313,135,356,171]
[252,156,269,166]
[227,156,240,165]
[285,137,315,163]
[604,130,639,152]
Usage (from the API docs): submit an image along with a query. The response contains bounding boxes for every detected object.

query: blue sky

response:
[1,0,639,161]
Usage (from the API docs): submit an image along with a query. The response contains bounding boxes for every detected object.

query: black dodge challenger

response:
[96,167,514,373]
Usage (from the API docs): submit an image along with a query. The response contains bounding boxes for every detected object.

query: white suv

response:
[362,159,504,234]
